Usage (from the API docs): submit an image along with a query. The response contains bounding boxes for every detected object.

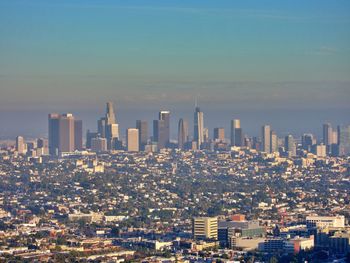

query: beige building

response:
[127,128,139,152]
[193,217,218,240]
[16,136,26,154]
[306,215,345,228]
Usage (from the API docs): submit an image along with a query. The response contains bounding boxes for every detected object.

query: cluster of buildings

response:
[1,101,349,261]
[0,138,349,261]
[12,102,350,161]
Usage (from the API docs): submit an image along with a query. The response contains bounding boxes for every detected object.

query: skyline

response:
[0,102,348,143]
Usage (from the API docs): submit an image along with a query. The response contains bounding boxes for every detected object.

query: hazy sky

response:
[0,0,349,138]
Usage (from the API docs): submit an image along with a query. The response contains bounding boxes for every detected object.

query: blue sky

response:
[0,0,349,137]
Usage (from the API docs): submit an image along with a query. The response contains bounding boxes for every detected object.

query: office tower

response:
[262,125,271,153]
[136,120,148,150]
[37,138,48,149]
[74,120,83,151]
[230,119,243,146]
[194,107,204,148]
[59,113,75,153]
[48,113,82,155]
[315,144,327,157]
[159,111,170,146]
[91,137,107,153]
[48,113,61,155]
[106,102,116,125]
[126,128,139,152]
[86,130,98,149]
[332,130,338,146]
[97,118,106,138]
[270,130,278,153]
[285,134,296,157]
[323,123,333,145]
[37,138,49,155]
[302,134,315,151]
[178,118,188,150]
[214,127,225,141]
[153,119,166,149]
[203,128,209,143]
[193,217,218,240]
[16,136,26,154]
[98,102,119,150]
[338,125,350,156]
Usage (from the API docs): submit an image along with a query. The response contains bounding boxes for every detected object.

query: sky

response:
[0,0,349,139]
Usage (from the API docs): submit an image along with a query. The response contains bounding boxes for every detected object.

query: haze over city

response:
[1,0,349,138]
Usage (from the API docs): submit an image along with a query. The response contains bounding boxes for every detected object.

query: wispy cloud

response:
[306,46,340,56]
[20,2,350,23]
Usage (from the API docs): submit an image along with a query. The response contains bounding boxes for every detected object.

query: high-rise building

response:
[59,113,75,153]
[230,119,243,147]
[338,125,350,156]
[194,107,204,148]
[302,134,315,151]
[91,137,107,153]
[159,111,170,146]
[136,120,148,150]
[214,127,225,141]
[98,102,119,150]
[315,144,327,157]
[323,123,333,145]
[285,134,296,157]
[193,217,218,240]
[74,120,83,151]
[153,111,170,150]
[97,118,106,138]
[48,113,61,155]
[16,136,26,154]
[126,128,139,152]
[153,119,166,150]
[270,130,278,153]
[48,113,82,155]
[37,138,49,155]
[262,125,271,153]
[178,118,188,150]
[86,130,98,149]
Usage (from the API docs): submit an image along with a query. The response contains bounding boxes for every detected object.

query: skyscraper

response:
[97,118,106,138]
[136,120,148,150]
[323,123,333,145]
[58,113,75,153]
[178,118,188,149]
[37,138,49,155]
[153,111,170,150]
[270,130,278,153]
[230,119,243,146]
[48,113,61,155]
[214,127,225,141]
[97,102,119,150]
[91,137,107,153]
[126,128,139,152]
[74,120,83,151]
[302,134,315,151]
[16,136,26,154]
[194,107,204,149]
[159,111,170,146]
[48,113,82,155]
[86,130,98,149]
[262,125,271,153]
[285,134,296,157]
[153,119,166,150]
[338,125,350,156]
